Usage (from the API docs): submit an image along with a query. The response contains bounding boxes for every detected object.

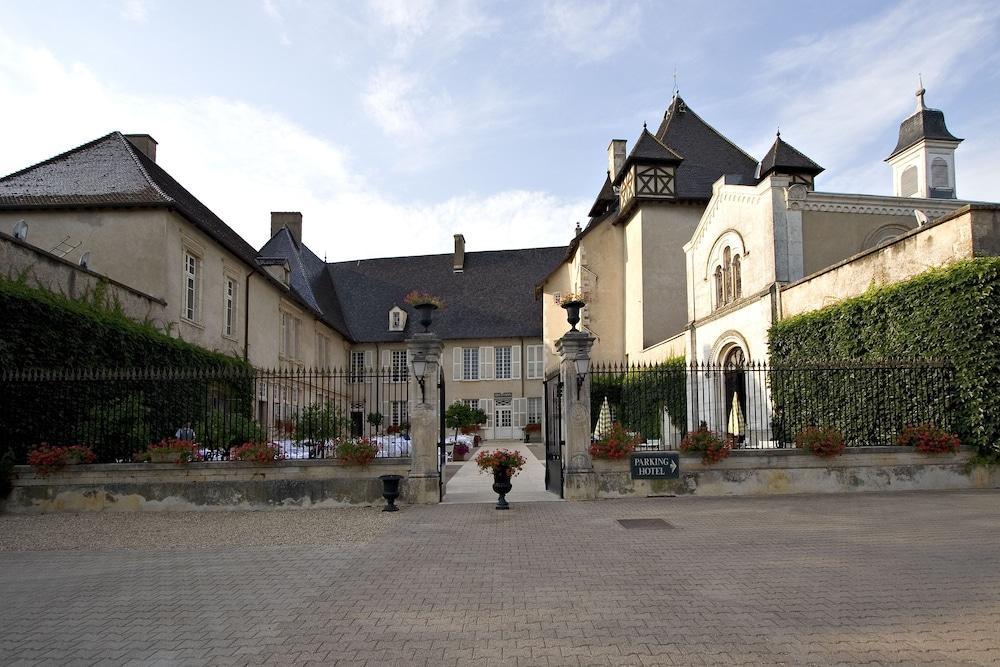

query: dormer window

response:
[388,306,407,332]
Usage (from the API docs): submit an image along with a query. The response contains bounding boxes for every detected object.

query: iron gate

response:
[543,371,563,497]
[438,368,446,501]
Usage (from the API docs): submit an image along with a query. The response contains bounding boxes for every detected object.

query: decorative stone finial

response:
[916,74,926,111]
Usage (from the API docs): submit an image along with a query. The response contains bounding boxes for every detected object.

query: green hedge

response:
[0,277,255,461]
[591,357,687,442]
[769,259,1000,453]
[0,276,246,369]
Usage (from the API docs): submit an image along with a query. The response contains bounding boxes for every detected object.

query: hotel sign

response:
[630,452,680,479]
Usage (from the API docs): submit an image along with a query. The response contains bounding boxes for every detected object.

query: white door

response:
[494,405,513,439]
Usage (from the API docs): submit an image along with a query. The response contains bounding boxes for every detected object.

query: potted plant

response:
[475,448,527,510]
[446,402,484,447]
[230,441,285,463]
[453,442,470,461]
[679,426,731,464]
[366,412,384,434]
[404,291,446,332]
[141,438,203,464]
[897,424,961,454]
[523,422,542,443]
[558,292,587,331]
[335,437,380,466]
[794,426,846,458]
[27,444,96,476]
[589,421,640,460]
[378,474,404,512]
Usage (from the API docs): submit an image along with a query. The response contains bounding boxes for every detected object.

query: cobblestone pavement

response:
[2,490,999,665]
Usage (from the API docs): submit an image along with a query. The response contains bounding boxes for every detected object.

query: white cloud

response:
[751,0,1000,196]
[261,0,292,46]
[120,0,149,23]
[367,0,495,59]
[540,0,640,63]
[0,29,583,261]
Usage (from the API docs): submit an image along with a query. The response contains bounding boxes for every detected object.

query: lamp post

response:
[575,354,590,400]
[411,357,428,403]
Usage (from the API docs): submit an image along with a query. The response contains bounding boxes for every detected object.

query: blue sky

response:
[1,0,999,260]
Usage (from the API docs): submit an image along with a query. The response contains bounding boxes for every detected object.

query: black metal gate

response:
[437,368,446,501]
[543,371,563,497]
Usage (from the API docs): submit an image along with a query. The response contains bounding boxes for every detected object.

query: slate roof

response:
[0,131,261,268]
[259,228,351,338]
[651,95,759,199]
[757,134,824,179]
[321,246,567,343]
[887,106,962,160]
[612,128,682,184]
[587,173,616,218]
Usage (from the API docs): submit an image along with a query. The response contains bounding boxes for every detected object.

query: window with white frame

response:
[463,347,480,380]
[183,251,201,322]
[526,345,544,379]
[527,397,543,424]
[391,400,408,426]
[223,277,237,337]
[495,346,512,379]
[280,311,299,360]
[461,398,479,410]
[350,351,365,383]
[391,349,408,383]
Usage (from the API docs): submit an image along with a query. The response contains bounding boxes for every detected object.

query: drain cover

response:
[617,518,673,530]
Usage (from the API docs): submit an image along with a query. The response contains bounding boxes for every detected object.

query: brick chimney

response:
[453,234,465,273]
[271,212,303,244]
[125,134,157,162]
[607,139,626,180]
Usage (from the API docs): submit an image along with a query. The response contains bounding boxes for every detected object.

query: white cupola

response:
[885,82,963,199]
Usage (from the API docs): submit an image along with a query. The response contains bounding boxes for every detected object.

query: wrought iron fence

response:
[0,366,411,463]
[588,360,956,450]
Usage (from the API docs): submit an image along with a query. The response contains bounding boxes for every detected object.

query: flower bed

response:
[26,444,96,476]
[794,426,846,458]
[589,422,640,460]
[897,424,961,454]
[679,427,731,465]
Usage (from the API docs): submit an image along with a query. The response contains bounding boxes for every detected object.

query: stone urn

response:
[378,474,404,512]
[492,465,512,510]
[413,303,438,332]
[561,300,584,331]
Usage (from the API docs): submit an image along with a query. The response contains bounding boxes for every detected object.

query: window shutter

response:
[511,346,521,380]
[381,350,390,371]
[383,401,390,428]
[513,398,526,428]
[487,399,494,428]
[454,347,462,381]
[480,346,493,380]
[364,350,374,384]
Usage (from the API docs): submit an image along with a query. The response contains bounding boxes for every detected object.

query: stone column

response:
[556,331,597,500]
[406,332,444,504]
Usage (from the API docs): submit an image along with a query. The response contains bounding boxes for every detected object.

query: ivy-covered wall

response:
[0,276,245,369]
[769,259,1000,453]
[591,356,687,442]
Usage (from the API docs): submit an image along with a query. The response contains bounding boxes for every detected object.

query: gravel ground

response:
[0,506,399,552]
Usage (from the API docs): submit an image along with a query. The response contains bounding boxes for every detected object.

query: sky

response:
[1,0,999,261]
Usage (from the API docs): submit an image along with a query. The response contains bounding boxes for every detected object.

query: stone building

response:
[0,132,563,441]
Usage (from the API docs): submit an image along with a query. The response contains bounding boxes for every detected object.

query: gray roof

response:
[757,134,824,179]
[0,132,261,269]
[317,246,566,343]
[612,129,682,184]
[651,95,759,199]
[887,106,962,160]
[587,173,616,218]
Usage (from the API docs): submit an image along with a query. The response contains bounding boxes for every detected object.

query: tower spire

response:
[916,73,926,112]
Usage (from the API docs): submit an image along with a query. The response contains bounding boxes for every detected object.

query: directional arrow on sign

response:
[668,460,677,473]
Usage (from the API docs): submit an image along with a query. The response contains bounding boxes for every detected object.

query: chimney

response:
[607,139,626,180]
[453,234,465,273]
[125,134,157,162]
[271,212,303,244]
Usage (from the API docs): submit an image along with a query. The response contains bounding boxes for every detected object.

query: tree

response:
[445,402,486,441]
[293,401,345,444]
[366,411,384,433]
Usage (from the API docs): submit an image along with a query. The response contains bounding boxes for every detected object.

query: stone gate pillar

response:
[556,331,597,500]
[406,332,443,504]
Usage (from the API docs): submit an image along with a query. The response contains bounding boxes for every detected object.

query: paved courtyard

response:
[1,490,999,665]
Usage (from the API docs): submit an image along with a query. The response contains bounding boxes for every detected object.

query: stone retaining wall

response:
[593,447,998,498]
[5,459,411,513]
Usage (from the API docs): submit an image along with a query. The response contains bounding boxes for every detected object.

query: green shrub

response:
[769,259,1000,454]
[199,410,266,450]
[292,401,345,443]
[591,357,687,443]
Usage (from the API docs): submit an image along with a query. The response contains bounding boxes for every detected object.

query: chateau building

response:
[0,133,563,441]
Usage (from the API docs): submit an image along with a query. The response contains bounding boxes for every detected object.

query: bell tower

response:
[886,82,963,199]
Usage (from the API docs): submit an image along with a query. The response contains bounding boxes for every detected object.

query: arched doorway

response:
[722,346,746,445]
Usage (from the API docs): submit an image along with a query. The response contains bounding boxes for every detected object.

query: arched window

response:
[931,157,949,189]
[900,165,918,197]
[722,247,732,304]
[714,265,723,308]
[732,255,742,299]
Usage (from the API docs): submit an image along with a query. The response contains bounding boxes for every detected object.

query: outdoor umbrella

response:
[593,397,613,440]
[728,393,746,440]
